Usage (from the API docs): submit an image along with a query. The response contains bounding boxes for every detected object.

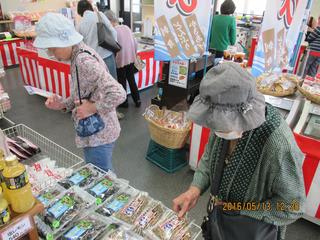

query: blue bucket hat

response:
[34,13,83,49]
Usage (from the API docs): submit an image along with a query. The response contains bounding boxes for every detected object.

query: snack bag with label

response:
[58,164,105,189]
[95,187,138,217]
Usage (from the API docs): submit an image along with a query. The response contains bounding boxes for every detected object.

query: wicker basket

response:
[298,86,320,105]
[257,87,297,97]
[146,118,191,149]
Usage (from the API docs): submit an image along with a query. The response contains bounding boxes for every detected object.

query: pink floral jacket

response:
[63,42,126,148]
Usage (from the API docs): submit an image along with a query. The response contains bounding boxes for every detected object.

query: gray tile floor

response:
[1,67,319,239]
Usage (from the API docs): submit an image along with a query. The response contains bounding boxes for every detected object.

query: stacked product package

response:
[35,164,202,240]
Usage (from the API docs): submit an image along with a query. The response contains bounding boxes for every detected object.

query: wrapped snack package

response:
[57,214,109,240]
[58,164,105,189]
[102,224,143,240]
[95,187,138,217]
[132,201,166,236]
[234,52,245,63]
[223,50,232,60]
[86,174,127,203]
[36,185,65,207]
[115,193,151,225]
[143,106,190,130]
[37,188,93,239]
[150,212,190,240]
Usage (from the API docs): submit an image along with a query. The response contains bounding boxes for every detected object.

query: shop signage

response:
[154,0,212,61]
[1,217,32,240]
[168,60,189,88]
[252,0,310,77]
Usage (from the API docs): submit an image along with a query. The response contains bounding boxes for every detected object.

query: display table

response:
[189,117,320,223]
[17,46,163,98]
[0,38,32,67]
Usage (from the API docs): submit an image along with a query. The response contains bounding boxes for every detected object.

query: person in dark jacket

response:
[209,0,237,58]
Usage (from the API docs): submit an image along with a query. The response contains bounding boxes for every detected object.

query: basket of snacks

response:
[143,105,191,149]
[256,72,301,97]
[298,76,320,104]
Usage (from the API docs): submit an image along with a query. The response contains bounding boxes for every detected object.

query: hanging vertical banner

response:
[252,0,310,77]
[154,0,212,61]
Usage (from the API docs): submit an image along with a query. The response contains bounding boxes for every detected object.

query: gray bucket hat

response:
[187,62,266,132]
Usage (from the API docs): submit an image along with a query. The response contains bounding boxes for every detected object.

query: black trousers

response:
[116,63,140,104]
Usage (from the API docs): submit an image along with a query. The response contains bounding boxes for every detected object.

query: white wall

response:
[216,0,267,15]
[110,0,119,16]
[0,0,67,13]
[311,0,320,19]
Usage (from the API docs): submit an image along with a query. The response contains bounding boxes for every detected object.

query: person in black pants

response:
[105,10,141,108]
[116,63,140,107]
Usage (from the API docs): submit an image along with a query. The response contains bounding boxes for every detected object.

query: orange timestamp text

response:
[223,200,300,212]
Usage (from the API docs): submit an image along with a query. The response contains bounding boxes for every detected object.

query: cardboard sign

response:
[154,0,212,61]
[169,60,189,89]
[156,15,180,58]
[1,217,32,240]
[171,15,196,58]
[185,14,205,55]
[262,29,275,71]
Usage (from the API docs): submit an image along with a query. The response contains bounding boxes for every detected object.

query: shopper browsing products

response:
[77,0,118,80]
[209,0,237,59]
[105,10,142,108]
[173,63,306,240]
[34,13,126,172]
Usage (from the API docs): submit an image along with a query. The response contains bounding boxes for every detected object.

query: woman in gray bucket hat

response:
[173,62,306,240]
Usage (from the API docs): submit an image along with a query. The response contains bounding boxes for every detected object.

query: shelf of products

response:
[0,124,202,240]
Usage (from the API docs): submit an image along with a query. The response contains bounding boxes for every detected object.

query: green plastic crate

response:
[146,140,187,173]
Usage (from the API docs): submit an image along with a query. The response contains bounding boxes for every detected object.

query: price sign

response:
[1,217,32,240]
[168,60,189,89]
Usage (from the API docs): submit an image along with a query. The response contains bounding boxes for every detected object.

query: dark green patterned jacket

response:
[192,105,306,240]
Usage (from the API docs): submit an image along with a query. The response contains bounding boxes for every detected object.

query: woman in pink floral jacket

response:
[34,13,126,171]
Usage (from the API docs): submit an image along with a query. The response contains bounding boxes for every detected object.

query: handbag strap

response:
[75,49,99,105]
[96,11,103,23]
[210,139,230,196]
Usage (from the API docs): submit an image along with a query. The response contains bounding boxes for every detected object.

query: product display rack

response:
[3,124,84,170]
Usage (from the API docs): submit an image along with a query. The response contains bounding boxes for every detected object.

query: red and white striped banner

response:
[17,47,162,99]
[0,39,30,67]
[190,123,320,220]
[38,57,71,98]
[135,50,163,90]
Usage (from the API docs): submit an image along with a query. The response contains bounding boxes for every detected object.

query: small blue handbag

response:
[75,50,105,138]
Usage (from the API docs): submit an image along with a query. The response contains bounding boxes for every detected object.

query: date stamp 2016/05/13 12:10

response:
[222,200,301,212]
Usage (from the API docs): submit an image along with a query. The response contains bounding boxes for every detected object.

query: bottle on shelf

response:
[0,186,10,227]
[0,149,8,202]
[2,155,35,213]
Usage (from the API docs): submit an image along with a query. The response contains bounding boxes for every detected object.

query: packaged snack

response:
[86,174,127,202]
[95,187,138,217]
[115,193,150,225]
[37,188,93,239]
[132,201,165,236]
[58,164,105,189]
[102,226,142,240]
[151,212,190,240]
[57,214,108,240]
[234,52,245,63]
[36,185,65,207]
[223,50,232,60]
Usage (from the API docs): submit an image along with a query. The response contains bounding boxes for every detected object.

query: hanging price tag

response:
[1,217,32,240]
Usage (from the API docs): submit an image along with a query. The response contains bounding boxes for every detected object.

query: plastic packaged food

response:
[58,164,105,190]
[95,187,138,217]
[36,185,65,207]
[57,214,109,240]
[37,188,93,239]
[102,225,143,240]
[132,201,165,236]
[115,193,151,225]
[86,174,127,203]
[150,212,190,240]
[0,187,10,227]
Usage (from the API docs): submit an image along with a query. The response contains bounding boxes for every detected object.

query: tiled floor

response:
[1,67,319,239]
